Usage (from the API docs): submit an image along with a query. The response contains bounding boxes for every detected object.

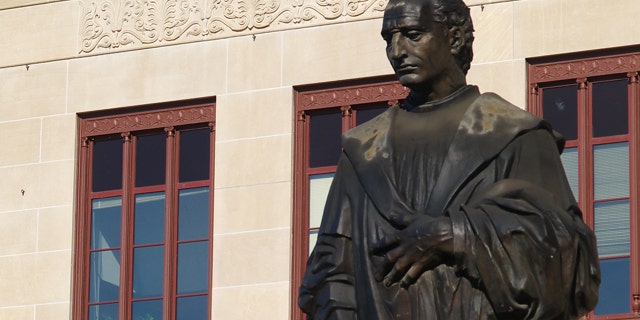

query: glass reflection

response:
[132,246,164,299]
[136,134,166,187]
[89,250,121,303]
[91,197,122,250]
[595,257,630,315]
[132,299,162,320]
[176,295,208,320]
[309,112,342,168]
[179,128,210,182]
[134,192,165,245]
[177,241,208,294]
[560,148,578,199]
[309,174,334,229]
[542,85,578,140]
[592,79,628,138]
[89,303,118,320]
[593,142,629,200]
[93,138,123,192]
[594,200,630,258]
[178,188,210,241]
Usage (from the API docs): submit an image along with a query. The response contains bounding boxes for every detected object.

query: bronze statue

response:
[299,0,600,319]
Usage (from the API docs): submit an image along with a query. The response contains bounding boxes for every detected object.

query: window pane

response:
[91,197,122,250]
[560,147,578,200]
[594,200,630,258]
[177,241,209,294]
[308,230,318,256]
[93,138,123,192]
[309,173,334,229]
[176,295,208,320]
[356,105,388,126]
[89,250,121,303]
[135,134,166,187]
[593,142,629,200]
[132,299,162,320]
[89,303,118,320]
[542,85,578,140]
[179,128,210,182]
[595,257,630,315]
[134,192,165,245]
[309,112,342,168]
[132,246,164,299]
[178,187,210,241]
[593,79,628,138]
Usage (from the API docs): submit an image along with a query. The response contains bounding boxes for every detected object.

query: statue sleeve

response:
[448,129,600,319]
[299,153,358,320]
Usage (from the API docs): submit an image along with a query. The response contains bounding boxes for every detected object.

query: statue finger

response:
[375,248,404,282]
[400,263,425,287]
[372,234,402,255]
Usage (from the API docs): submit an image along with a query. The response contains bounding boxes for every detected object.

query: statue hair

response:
[431,0,475,74]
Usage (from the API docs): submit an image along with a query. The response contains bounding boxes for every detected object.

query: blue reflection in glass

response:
[595,257,630,315]
[89,303,118,320]
[132,299,163,320]
[133,246,164,299]
[178,188,210,241]
[593,142,629,200]
[177,241,208,294]
[91,197,122,250]
[176,295,208,320]
[134,192,165,245]
[89,250,121,303]
[559,147,578,199]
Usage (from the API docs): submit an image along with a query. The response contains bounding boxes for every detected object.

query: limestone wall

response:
[0,0,636,319]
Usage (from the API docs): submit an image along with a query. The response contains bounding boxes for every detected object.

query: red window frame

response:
[72,98,216,320]
[528,49,640,319]
[291,76,408,319]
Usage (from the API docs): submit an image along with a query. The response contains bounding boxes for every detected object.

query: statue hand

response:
[373,216,453,287]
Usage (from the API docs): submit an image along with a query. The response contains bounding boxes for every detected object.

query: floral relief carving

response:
[80,0,386,54]
[530,54,640,83]
[82,106,215,137]
[298,82,408,110]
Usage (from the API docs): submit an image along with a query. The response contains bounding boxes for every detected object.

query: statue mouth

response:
[396,65,417,74]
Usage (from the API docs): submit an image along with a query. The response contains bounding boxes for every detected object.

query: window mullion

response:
[341,105,352,131]
[164,127,178,320]
[73,138,92,320]
[577,78,594,229]
[627,72,640,313]
[119,132,134,320]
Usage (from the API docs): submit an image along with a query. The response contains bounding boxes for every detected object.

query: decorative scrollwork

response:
[530,54,640,83]
[80,0,386,54]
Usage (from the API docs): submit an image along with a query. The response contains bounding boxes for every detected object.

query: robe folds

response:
[299,87,600,320]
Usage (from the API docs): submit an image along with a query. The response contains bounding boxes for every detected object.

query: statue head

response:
[382,0,474,96]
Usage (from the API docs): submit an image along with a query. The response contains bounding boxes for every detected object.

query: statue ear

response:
[448,26,464,55]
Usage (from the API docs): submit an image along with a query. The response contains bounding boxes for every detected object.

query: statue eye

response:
[405,30,422,41]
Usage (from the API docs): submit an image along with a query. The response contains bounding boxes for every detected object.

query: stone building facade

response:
[0,0,639,319]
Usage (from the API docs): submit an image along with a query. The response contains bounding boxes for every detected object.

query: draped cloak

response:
[299,86,600,320]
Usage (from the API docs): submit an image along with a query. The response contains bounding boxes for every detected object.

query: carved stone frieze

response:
[81,105,215,137]
[80,0,387,54]
[297,81,408,110]
[530,53,640,83]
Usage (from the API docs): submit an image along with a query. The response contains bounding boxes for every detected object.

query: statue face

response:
[381,0,458,92]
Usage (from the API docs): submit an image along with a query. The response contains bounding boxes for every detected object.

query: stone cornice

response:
[79,0,387,54]
[81,104,215,137]
[297,80,407,110]
[529,53,640,83]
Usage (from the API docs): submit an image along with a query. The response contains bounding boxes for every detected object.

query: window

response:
[72,99,216,320]
[528,49,640,319]
[291,77,408,319]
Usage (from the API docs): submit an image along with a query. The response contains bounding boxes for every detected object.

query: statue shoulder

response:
[466,92,564,151]
[341,106,397,151]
